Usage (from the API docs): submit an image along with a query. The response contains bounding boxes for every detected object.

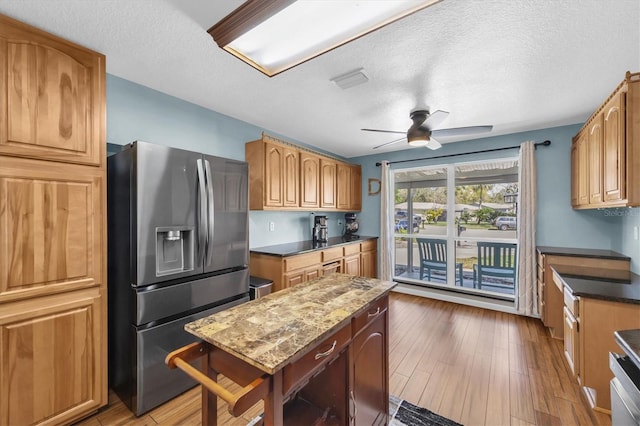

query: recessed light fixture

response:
[208,0,442,77]
[331,68,369,90]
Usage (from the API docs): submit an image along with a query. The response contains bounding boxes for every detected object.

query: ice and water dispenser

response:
[155,226,195,276]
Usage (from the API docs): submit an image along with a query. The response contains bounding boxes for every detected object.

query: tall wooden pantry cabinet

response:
[0,14,107,425]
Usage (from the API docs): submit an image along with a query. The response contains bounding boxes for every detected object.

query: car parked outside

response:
[395,219,420,233]
[495,216,517,230]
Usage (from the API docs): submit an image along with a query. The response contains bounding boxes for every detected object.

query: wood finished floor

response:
[76,292,611,425]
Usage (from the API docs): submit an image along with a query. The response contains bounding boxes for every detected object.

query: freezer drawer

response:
[136,268,249,325]
[133,296,248,415]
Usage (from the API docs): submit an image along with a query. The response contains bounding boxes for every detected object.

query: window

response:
[392,158,518,300]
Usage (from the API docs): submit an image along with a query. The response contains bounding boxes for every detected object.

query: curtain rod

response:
[375,140,551,167]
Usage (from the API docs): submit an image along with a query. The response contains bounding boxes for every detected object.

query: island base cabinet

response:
[350,308,388,426]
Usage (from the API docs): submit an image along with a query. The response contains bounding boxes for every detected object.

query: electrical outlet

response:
[269,221,275,232]
[634,226,638,240]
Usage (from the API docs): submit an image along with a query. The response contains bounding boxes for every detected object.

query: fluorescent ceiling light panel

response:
[209,0,442,77]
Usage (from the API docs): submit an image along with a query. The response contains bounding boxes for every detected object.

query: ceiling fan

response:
[363,110,493,150]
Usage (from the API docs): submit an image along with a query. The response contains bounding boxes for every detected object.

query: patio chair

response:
[417,238,463,285]
[473,242,517,289]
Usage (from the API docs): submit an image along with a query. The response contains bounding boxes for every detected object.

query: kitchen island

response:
[551,265,640,413]
[166,273,396,425]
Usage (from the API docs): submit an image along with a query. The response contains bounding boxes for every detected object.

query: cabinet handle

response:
[314,340,337,360]
[367,307,381,318]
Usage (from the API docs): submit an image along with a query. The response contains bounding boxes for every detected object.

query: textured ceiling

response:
[1,0,639,158]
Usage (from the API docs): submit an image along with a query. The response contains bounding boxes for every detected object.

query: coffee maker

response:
[313,215,328,243]
[344,213,359,239]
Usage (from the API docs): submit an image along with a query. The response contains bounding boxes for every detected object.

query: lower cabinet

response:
[563,306,579,378]
[0,288,105,426]
[350,299,388,426]
[250,239,378,292]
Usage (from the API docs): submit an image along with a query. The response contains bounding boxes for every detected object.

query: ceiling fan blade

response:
[431,125,493,138]
[361,128,405,134]
[425,138,441,150]
[372,137,406,149]
[423,110,449,128]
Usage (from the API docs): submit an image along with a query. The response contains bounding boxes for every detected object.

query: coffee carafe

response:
[313,215,328,243]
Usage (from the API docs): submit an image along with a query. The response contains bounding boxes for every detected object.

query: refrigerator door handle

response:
[204,159,215,266]
[196,159,207,265]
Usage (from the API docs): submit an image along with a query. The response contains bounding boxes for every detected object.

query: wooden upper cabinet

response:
[264,142,284,207]
[588,115,603,205]
[603,90,626,203]
[350,164,362,211]
[300,152,320,209]
[283,147,299,207]
[320,158,337,209]
[572,71,639,209]
[246,133,361,211]
[337,163,363,211]
[576,132,589,206]
[336,162,351,210]
[570,138,579,207]
[0,14,105,166]
[0,156,104,303]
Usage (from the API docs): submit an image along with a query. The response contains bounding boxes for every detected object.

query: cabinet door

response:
[351,306,388,426]
[0,15,105,166]
[350,165,362,211]
[264,142,284,207]
[336,163,351,210]
[305,267,320,282]
[0,288,105,426]
[576,132,589,206]
[283,147,299,207]
[344,255,360,276]
[570,139,579,207]
[563,306,579,378]
[603,91,626,203]
[0,156,104,303]
[284,271,305,288]
[300,152,320,208]
[361,250,377,278]
[588,115,603,205]
[320,159,337,209]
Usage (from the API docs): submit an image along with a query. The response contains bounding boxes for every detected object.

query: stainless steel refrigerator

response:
[107,141,250,415]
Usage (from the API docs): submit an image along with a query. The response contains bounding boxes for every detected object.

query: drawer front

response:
[283,324,351,394]
[361,239,377,252]
[343,243,360,256]
[537,265,544,282]
[322,247,343,262]
[563,286,579,316]
[352,296,388,336]
[285,252,322,272]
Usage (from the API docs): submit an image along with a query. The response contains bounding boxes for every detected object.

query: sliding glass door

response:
[392,159,519,299]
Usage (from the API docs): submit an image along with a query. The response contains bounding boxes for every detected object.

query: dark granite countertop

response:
[537,245,630,260]
[550,264,640,304]
[251,235,378,257]
[615,329,640,370]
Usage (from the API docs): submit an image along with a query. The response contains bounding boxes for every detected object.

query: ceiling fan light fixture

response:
[407,137,430,147]
[208,0,442,77]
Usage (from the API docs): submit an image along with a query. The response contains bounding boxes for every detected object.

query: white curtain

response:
[379,161,394,281]
[516,142,538,316]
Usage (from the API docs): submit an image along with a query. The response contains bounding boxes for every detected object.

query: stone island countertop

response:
[250,235,377,257]
[184,273,396,375]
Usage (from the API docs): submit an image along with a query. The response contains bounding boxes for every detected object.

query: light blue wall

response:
[107,74,347,248]
[107,74,638,269]
[351,125,627,258]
